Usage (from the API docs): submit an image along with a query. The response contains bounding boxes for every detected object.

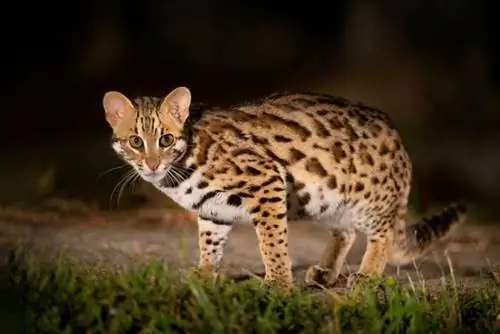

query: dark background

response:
[2,0,499,220]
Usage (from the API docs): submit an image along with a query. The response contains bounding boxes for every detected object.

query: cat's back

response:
[194,91,402,160]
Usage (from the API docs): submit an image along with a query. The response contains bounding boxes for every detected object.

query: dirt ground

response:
[0,199,499,290]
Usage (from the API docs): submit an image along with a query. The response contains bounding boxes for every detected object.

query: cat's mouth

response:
[141,170,166,183]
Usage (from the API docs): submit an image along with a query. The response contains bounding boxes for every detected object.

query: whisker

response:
[172,164,193,184]
[116,170,139,207]
[164,169,174,187]
[167,169,178,187]
[98,164,128,179]
[110,168,137,209]
[130,173,142,192]
[169,167,184,185]
[172,163,195,174]
[110,171,130,207]
[110,170,131,203]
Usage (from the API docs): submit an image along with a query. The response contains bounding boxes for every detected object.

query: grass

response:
[3,246,499,334]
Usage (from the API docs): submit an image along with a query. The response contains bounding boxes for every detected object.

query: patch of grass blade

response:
[6,246,499,333]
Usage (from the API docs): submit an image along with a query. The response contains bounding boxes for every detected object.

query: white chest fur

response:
[152,171,251,224]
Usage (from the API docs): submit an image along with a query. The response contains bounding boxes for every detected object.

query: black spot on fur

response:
[275,212,286,219]
[227,194,242,206]
[249,185,262,192]
[236,192,254,198]
[298,193,311,206]
[224,181,247,190]
[262,175,282,187]
[193,191,221,209]
[305,158,328,177]
[327,176,337,189]
[246,166,262,176]
[250,206,261,214]
[197,181,209,189]
[274,135,292,143]
[290,148,306,163]
[354,182,365,192]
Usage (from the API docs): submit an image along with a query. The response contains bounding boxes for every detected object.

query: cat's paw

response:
[304,265,348,287]
[304,265,333,286]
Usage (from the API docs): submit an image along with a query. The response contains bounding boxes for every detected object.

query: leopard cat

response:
[102,86,466,290]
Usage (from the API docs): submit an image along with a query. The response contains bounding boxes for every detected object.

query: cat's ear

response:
[160,86,191,127]
[102,91,135,129]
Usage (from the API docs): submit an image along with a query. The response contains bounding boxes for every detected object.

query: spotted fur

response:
[102,87,466,290]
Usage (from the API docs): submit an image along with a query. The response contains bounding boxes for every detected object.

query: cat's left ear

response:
[102,91,135,130]
[160,86,191,127]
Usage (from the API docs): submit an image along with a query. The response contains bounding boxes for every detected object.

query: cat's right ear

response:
[102,91,135,129]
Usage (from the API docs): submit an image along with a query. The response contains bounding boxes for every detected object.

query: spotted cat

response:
[102,86,466,290]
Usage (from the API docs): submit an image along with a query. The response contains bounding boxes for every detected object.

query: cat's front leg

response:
[196,217,233,277]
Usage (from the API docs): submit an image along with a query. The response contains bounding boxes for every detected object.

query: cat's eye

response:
[129,135,144,149]
[159,134,175,148]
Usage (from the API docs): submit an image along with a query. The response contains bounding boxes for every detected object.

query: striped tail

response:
[390,203,467,265]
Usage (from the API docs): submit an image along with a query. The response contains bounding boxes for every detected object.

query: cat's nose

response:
[146,160,159,171]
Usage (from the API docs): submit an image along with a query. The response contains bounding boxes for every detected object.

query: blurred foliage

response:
[5,246,500,333]
[2,0,499,220]
[0,164,56,205]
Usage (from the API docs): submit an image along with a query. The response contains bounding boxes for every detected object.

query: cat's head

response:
[102,86,191,183]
